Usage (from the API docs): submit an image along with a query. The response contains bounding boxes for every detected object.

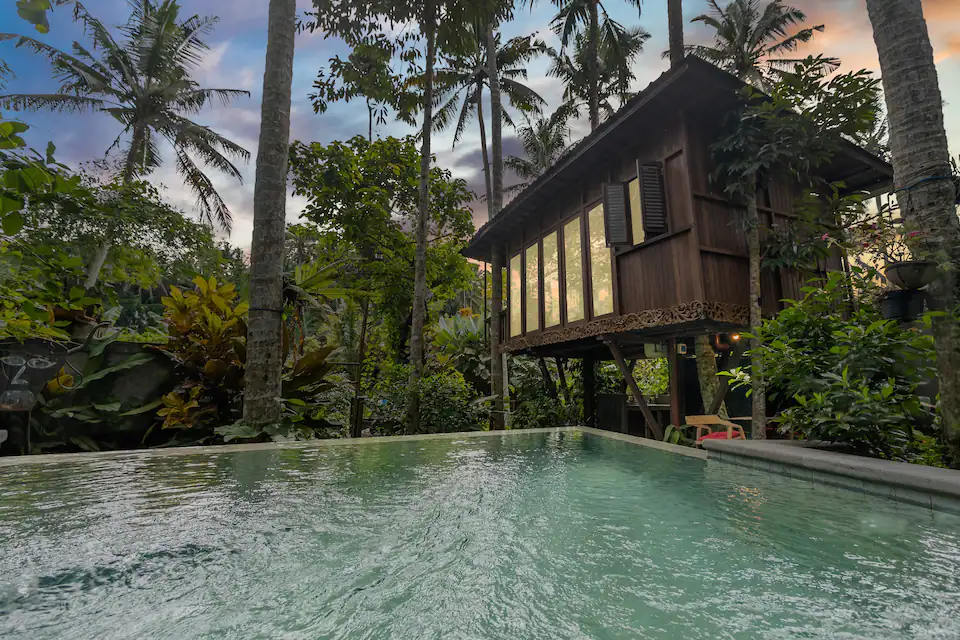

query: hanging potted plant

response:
[854,217,930,321]
[870,226,935,321]
[881,230,937,289]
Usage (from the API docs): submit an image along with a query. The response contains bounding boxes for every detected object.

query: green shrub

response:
[511,393,577,430]
[748,269,939,463]
[368,364,486,435]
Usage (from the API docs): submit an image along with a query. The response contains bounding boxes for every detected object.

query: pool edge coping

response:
[702,439,960,515]
[0,426,705,467]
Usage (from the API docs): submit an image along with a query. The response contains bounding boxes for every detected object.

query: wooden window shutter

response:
[602,182,630,247]
[640,163,668,237]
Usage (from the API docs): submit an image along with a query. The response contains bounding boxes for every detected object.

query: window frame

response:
[560,209,588,327]
[585,198,615,320]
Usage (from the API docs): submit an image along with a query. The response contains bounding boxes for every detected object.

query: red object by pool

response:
[697,431,738,441]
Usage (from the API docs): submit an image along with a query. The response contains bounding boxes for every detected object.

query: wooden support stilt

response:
[667,338,683,429]
[603,337,663,440]
[583,357,596,428]
[538,357,558,399]
[555,357,571,404]
[708,342,744,415]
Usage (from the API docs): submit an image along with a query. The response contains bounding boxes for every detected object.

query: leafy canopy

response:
[712,56,881,197]
[1,1,249,229]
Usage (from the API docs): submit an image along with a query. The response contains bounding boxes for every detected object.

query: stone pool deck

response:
[702,439,960,515]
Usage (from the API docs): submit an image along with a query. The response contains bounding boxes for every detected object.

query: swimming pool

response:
[1,429,958,639]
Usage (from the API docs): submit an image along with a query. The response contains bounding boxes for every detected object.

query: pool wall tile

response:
[930,494,960,515]
[703,439,960,516]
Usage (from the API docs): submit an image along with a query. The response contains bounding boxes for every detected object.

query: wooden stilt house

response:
[464,57,893,437]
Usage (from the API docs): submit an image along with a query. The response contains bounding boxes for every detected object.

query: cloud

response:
[7,0,960,247]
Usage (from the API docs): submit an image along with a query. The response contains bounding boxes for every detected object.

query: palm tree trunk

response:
[746,184,766,439]
[367,99,373,141]
[244,0,296,426]
[83,242,111,290]
[487,22,504,216]
[556,357,571,404]
[406,0,438,435]
[486,21,506,431]
[352,297,370,437]
[695,334,726,417]
[539,357,558,399]
[477,94,493,210]
[866,0,960,460]
[491,250,505,429]
[587,1,600,131]
[667,0,684,68]
[122,126,145,184]
[86,125,147,290]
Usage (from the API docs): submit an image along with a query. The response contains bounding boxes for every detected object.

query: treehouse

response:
[464,57,893,437]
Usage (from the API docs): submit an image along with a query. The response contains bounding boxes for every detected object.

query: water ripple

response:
[1,432,959,639]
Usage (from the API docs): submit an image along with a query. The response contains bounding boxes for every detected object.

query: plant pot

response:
[884,260,938,290]
[0,339,68,412]
[879,289,926,322]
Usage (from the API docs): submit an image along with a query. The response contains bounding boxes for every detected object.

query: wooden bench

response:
[686,415,747,447]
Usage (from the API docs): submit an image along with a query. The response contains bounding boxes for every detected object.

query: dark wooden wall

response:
[614,110,703,315]
[500,100,847,341]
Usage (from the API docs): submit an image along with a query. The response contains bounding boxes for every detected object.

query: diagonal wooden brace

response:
[601,336,664,440]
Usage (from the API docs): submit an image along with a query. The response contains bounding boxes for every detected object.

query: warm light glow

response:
[543,232,561,328]
[564,217,585,323]
[731,333,741,342]
[588,204,614,317]
[509,254,522,337]
[628,176,644,245]
[525,244,540,332]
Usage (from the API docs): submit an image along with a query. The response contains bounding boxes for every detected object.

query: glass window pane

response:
[525,244,539,332]
[542,232,560,327]
[588,204,614,317]
[509,254,522,337]
[564,217,585,323]
[629,177,644,245]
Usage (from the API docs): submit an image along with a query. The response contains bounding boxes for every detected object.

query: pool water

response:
[1,431,959,639]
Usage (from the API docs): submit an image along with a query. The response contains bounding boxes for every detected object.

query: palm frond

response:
[0,92,105,113]
[173,145,232,232]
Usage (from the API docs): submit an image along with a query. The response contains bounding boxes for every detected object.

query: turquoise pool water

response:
[1,431,959,639]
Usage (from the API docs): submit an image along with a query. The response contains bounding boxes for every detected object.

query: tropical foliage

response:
[1,0,957,471]
[1,0,249,229]
[548,26,649,124]
[741,270,942,464]
[685,0,837,89]
[505,104,574,192]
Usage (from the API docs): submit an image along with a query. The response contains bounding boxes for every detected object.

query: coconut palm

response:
[667,0,684,67]
[548,26,649,124]
[551,0,645,131]
[684,0,836,89]
[0,1,249,230]
[429,24,547,205]
[243,0,297,426]
[505,103,575,192]
[864,0,960,460]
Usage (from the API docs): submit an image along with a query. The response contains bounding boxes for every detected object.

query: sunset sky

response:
[3,0,959,247]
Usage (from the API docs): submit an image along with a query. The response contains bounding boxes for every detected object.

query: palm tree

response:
[685,0,836,89]
[430,24,547,205]
[547,26,649,124]
[1,1,249,287]
[551,0,644,131]
[667,0,684,67]
[505,103,575,192]
[864,0,960,461]
[243,0,297,426]
[1,2,249,228]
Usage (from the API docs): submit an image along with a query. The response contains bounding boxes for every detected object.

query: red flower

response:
[821,233,830,241]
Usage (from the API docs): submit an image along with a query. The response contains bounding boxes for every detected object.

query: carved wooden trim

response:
[500,301,749,352]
